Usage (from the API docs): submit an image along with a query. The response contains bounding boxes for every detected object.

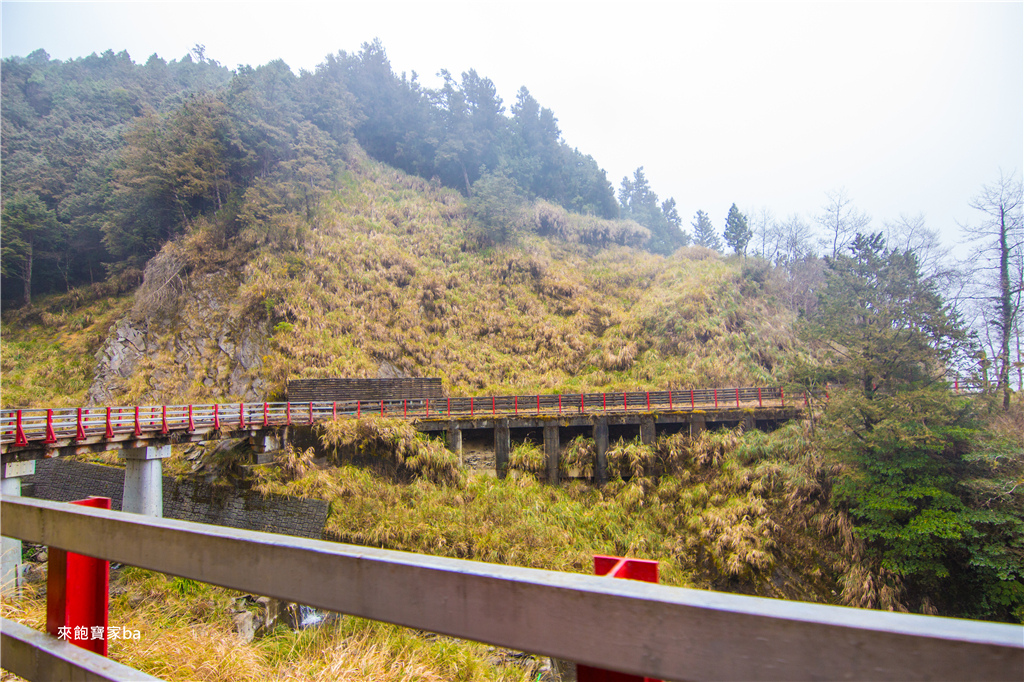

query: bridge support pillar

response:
[2,460,35,596]
[544,422,559,484]
[447,423,463,465]
[640,416,656,445]
[742,413,755,432]
[691,413,706,438]
[593,418,608,485]
[252,428,286,465]
[495,419,510,479]
[121,445,171,517]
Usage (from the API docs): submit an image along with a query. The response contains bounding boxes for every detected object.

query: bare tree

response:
[816,188,871,259]
[750,206,781,261]
[960,171,1024,409]
[884,212,955,287]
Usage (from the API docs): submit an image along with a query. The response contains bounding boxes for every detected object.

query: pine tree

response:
[723,203,752,255]
[691,210,721,251]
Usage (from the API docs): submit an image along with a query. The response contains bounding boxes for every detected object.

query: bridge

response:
[1,386,801,593]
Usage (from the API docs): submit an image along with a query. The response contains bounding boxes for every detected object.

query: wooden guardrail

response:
[2,496,1021,681]
[1,386,792,448]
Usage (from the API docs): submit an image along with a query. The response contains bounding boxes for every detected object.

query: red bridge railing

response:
[1,386,792,447]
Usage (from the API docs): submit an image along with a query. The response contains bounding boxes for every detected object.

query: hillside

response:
[3,149,808,407]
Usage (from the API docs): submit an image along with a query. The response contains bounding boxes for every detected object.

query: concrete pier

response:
[2,460,35,595]
[121,445,171,516]
[640,416,656,445]
[495,419,510,479]
[446,422,463,465]
[593,418,609,485]
[544,422,559,484]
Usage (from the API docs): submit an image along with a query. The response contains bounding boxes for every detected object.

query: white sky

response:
[2,1,1022,247]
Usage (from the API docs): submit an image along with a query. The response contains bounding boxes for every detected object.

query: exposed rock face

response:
[88,245,270,405]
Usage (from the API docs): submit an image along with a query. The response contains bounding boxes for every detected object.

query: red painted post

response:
[448,397,452,417]
[133,406,141,437]
[47,496,111,656]
[161,405,169,435]
[758,387,763,407]
[736,387,740,409]
[471,397,475,418]
[45,409,56,444]
[646,392,650,410]
[669,391,673,410]
[404,400,408,418]
[780,387,786,407]
[104,408,114,439]
[188,405,195,432]
[356,400,361,419]
[690,389,695,409]
[239,403,245,429]
[714,388,718,409]
[333,401,337,419]
[380,400,384,417]
[310,401,315,425]
[14,410,28,446]
[286,402,292,426]
[537,395,540,415]
[603,393,607,411]
[425,398,430,417]
[263,402,269,428]
[213,404,220,430]
[515,396,519,415]
[75,408,86,441]
[624,393,628,411]
[577,555,661,682]
[581,394,585,414]
[492,396,496,416]
[558,395,562,415]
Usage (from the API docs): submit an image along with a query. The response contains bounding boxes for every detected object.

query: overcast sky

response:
[3,1,1022,247]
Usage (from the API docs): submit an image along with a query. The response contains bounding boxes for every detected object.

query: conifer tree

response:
[723,203,752,255]
[692,210,721,251]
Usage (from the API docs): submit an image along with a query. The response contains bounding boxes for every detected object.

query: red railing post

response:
[310,401,315,425]
[133,406,141,437]
[624,393,628,411]
[404,400,408,418]
[669,390,673,410]
[603,393,607,411]
[581,394,585,414]
[47,496,111,656]
[45,409,56,444]
[515,396,518,415]
[188,405,195,432]
[537,395,540,415]
[577,555,661,682]
[646,392,650,411]
[286,402,292,426]
[781,387,786,407]
[492,396,496,416]
[471,397,474,418]
[104,408,114,439]
[690,389,695,409]
[558,395,562,415]
[161,406,169,435]
[14,410,28,446]
[736,387,740,409]
[333,401,337,419]
[380,400,384,417]
[213,404,220,430]
[75,408,86,441]
[714,389,718,409]
[758,387,763,408]
[263,402,269,428]
[357,400,361,419]
[238,403,245,429]
[448,397,452,418]
[426,398,430,417]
